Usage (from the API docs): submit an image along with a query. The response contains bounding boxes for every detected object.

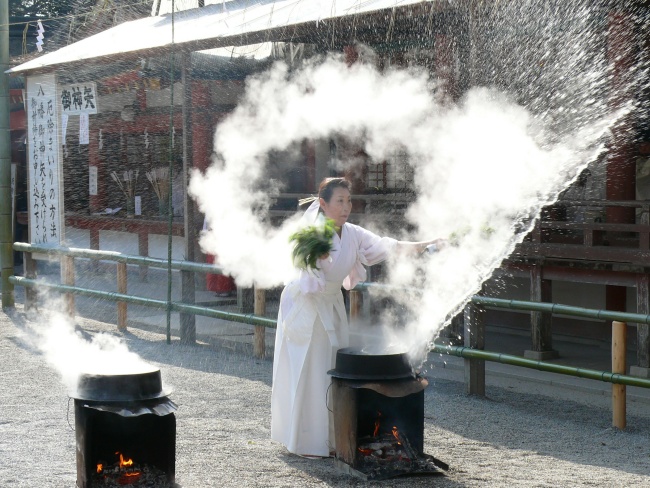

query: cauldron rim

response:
[70,389,173,402]
[70,369,171,402]
[327,346,415,380]
[326,369,416,380]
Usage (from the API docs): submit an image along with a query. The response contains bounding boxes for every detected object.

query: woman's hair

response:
[318,177,351,203]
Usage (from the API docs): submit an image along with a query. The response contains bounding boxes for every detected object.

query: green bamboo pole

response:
[0,0,14,309]
[12,242,224,274]
[9,275,277,329]
[10,273,650,390]
[14,242,650,327]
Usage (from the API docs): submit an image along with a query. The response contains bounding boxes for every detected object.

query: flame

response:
[357,448,373,456]
[96,463,103,474]
[392,426,402,445]
[114,451,142,484]
[117,452,134,468]
[373,411,382,437]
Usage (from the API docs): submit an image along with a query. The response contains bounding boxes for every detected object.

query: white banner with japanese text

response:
[26,74,63,246]
[58,82,98,115]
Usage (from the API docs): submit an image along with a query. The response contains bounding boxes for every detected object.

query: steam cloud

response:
[189,48,619,365]
[26,301,156,394]
[191,0,646,365]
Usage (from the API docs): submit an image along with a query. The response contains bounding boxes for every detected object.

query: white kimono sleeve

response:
[343,224,397,290]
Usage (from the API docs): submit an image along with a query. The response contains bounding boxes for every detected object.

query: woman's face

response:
[320,187,352,228]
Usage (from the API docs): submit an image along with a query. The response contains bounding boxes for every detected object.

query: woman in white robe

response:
[271,177,444,458]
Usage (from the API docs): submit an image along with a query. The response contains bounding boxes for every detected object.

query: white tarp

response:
[8,0,435,75]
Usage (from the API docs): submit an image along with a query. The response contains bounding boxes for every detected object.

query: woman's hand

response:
[423,238,449,254]
[396,238,448,255]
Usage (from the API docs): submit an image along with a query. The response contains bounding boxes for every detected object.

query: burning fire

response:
[96,452,141,484]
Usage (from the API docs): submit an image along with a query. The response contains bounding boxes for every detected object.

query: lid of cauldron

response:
[327,347,415,380]
[71,368,171,402]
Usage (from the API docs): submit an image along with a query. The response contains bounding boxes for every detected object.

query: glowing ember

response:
[94,452,143,485]
[392,426,402,445]
[118,471,142,485]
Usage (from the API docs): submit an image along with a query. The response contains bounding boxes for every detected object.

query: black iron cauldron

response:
[71,368,170,402]
[327,347,415,381]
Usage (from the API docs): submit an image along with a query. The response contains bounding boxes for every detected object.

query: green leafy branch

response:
[289,218,337,270]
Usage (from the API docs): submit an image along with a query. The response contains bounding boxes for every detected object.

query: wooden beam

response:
[500,263,643,287]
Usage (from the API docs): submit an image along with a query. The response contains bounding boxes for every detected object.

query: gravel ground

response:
[1,305,650,487]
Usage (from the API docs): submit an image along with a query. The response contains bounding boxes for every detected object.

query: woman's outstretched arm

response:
[395,238,448,255]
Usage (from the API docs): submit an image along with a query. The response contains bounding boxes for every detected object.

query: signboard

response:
[26,74,63,245]
[58,82,98,115]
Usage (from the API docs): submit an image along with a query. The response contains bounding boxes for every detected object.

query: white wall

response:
[149,234,185,260]
[64,226,184,260]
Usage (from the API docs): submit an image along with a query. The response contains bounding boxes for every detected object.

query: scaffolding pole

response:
[0,0,15,309]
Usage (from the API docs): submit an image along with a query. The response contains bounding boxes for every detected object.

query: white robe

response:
[271,223,397,457]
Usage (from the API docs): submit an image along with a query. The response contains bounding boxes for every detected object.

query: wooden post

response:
[633,273,650,374]
[24,252,37,311]
[464,301,485,396]
[62,255,75,318]
[612,321,627,429]
[441,312,464,346]
[89,228,99,274]
[117,262,127,331]
[525,263,557,360]
[180,56,196,345]
[253,286,266,358]
[137,230,148,282]
[349,290,362,323]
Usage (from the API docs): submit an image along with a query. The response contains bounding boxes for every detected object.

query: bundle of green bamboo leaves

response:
[289,217,337,270]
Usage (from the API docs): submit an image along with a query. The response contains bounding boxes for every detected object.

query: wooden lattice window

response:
[366,147,414,191]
